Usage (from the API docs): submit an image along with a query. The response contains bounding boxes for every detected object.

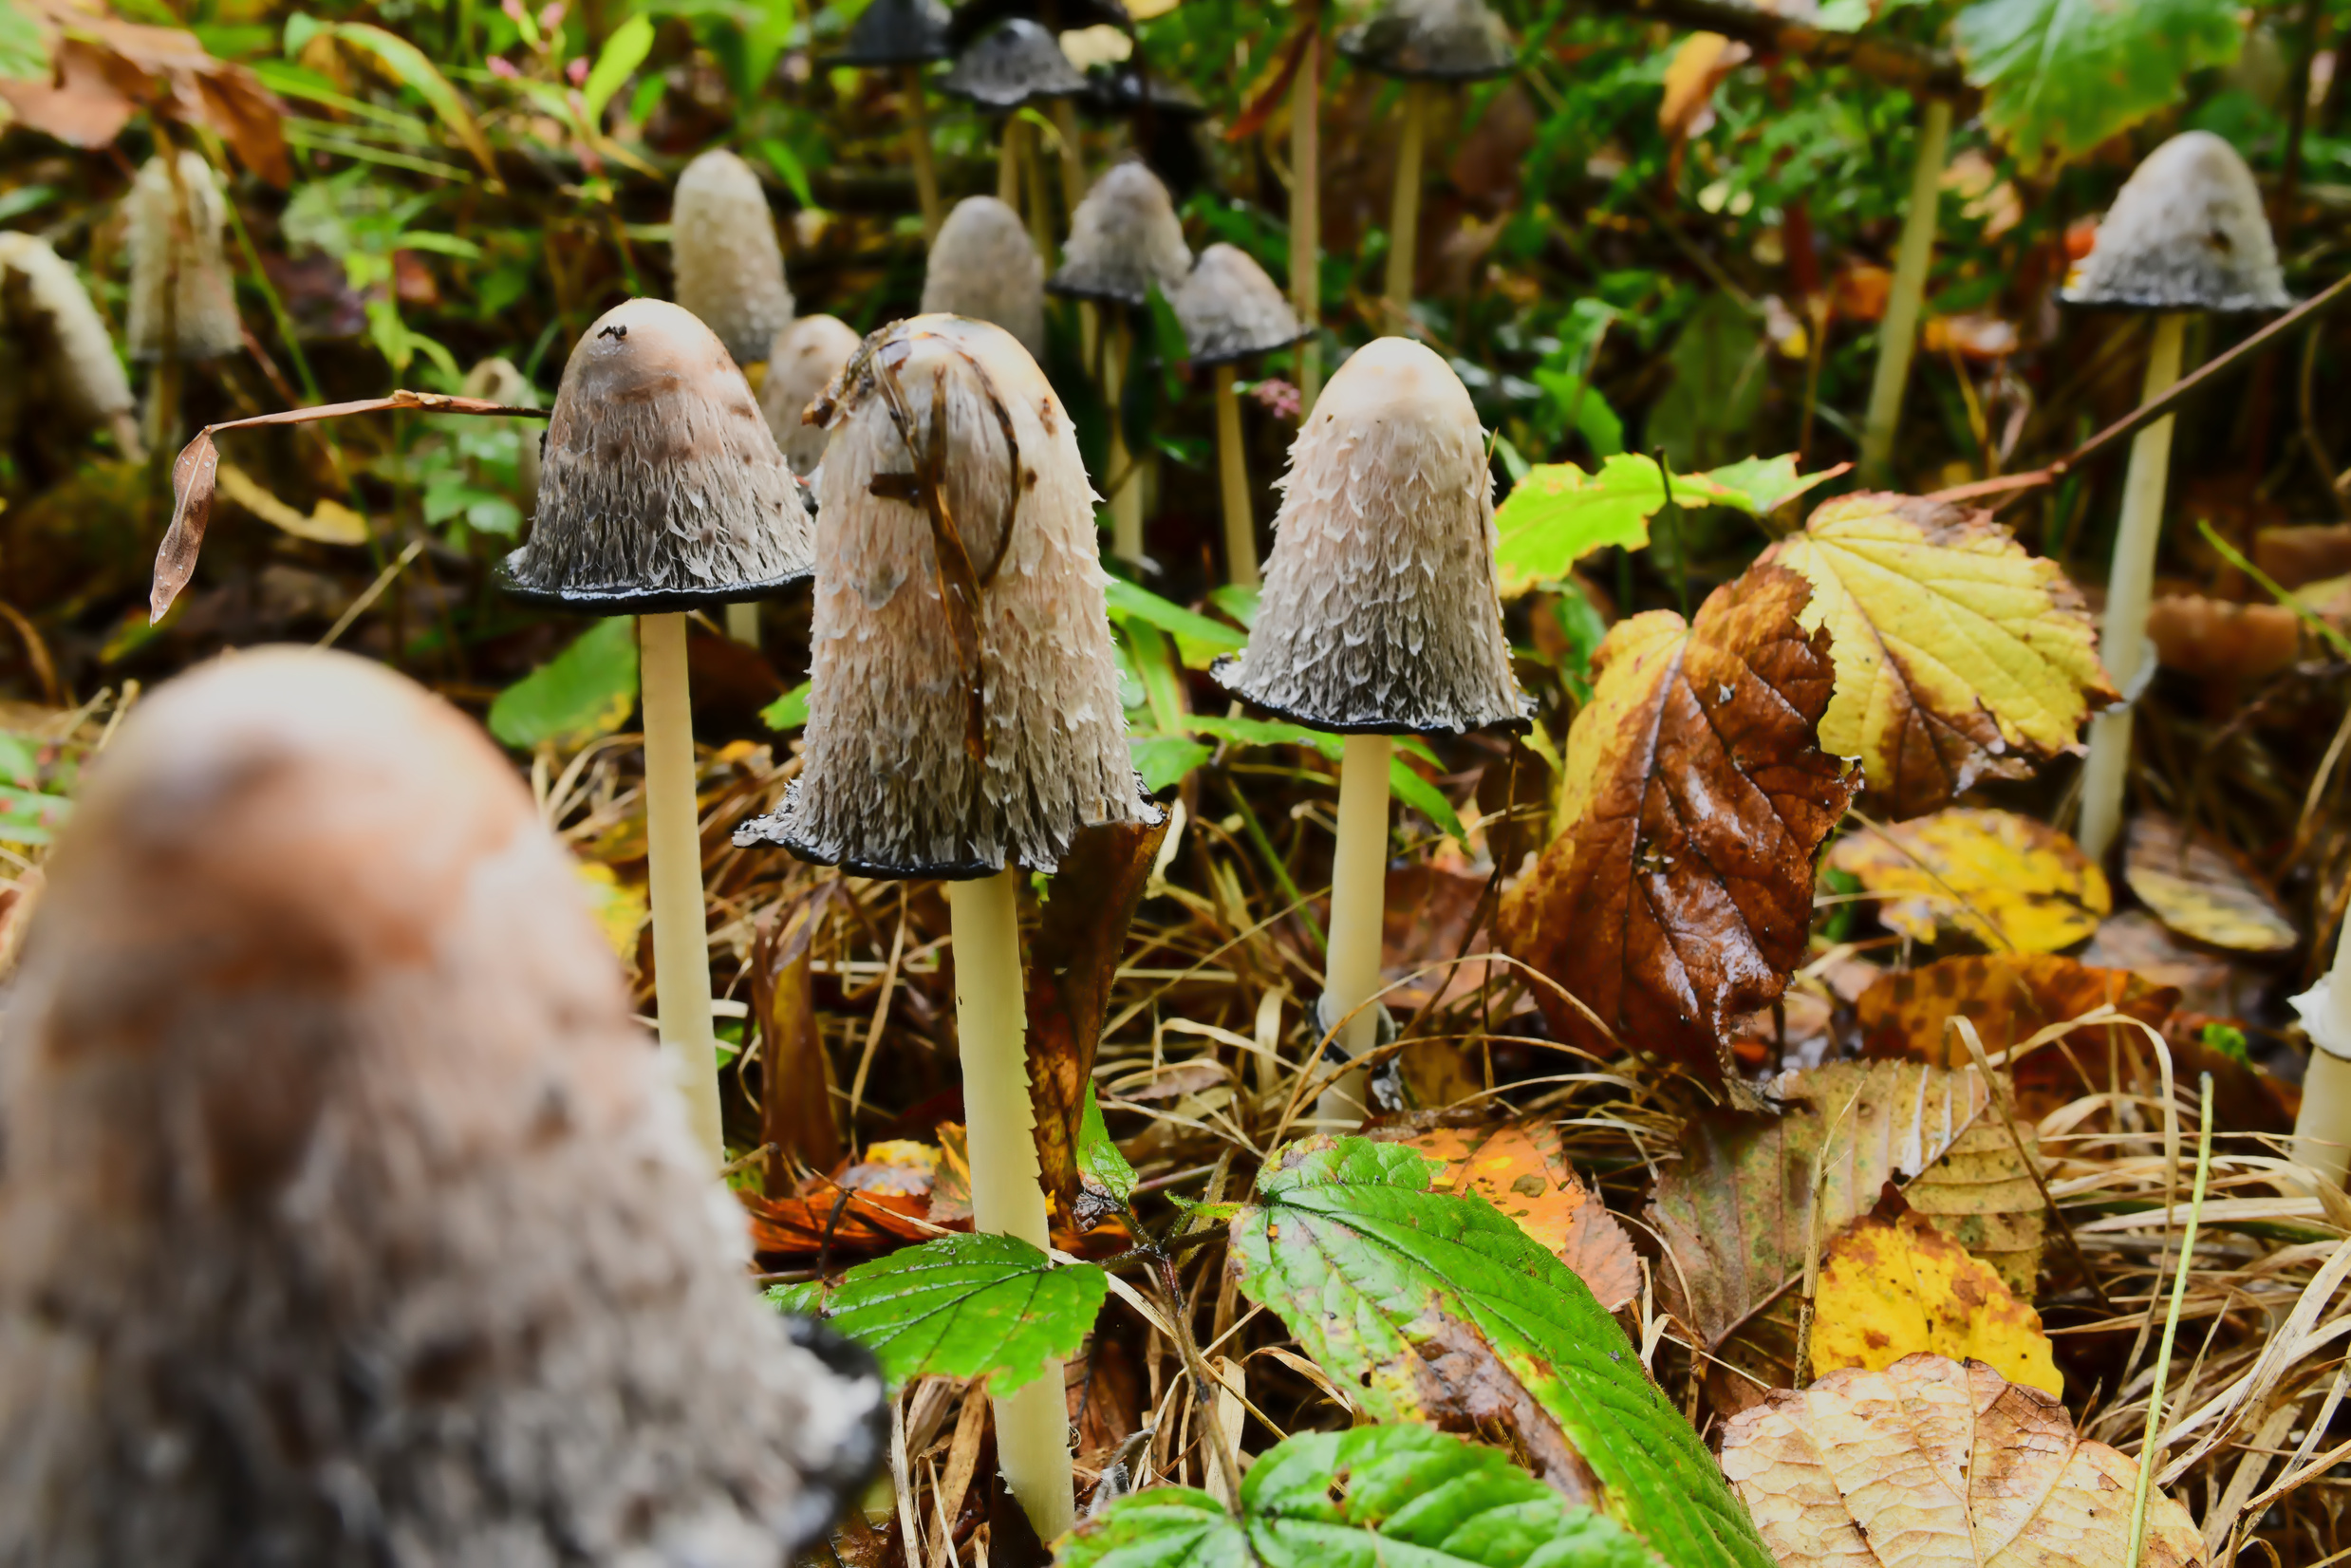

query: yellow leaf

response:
[213,461,371,546]
[1721,1354,2207,1568]
[572,861,646,961]
[1660,32,1748,140]
[1812,1209,2059,1394]
[1828,808,2110,953]
[2124,813,2297,954]
[1759,494,2116,816]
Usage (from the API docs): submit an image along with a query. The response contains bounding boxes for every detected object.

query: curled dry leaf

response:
[1827,808,2111,954]
[2123,813,2297,954]
[1720,1354,2206,1568]
[1756,494,2115,818]
[2147,593,2302,681]
[1392,1116,1644,1311]
[1498,564,1857,1095]
[1812,1209,2060,1396]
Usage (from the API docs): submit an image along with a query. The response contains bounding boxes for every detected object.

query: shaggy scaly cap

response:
[500,298,811,609]
[1337,0,1516,80]
[1171,243,1308,365]
[736,314,1157,876]
[922,196,1046,359]
[1051,159,1192,306]
[0,647,885,1567]
[2063,131,2291,314]
[939,17,1087,107]
[829,0,950,65]
[0,232,138,447]
[1213,337,1528,735]
[125,151,242,362]
[761,314,863,474]
[672,148,796,365]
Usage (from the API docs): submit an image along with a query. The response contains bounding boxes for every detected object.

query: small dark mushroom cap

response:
[946,0,1129,49]
[1336,0,1516,81]
[828,0,951,65]
[1212,337,1531,736]
[498,298,812,613]
[939,18,1088,107]
[1048,159,1192,306]
[1171,243,1309,365]
[2062,131,2291,314]
[734,314,1159,877]
[1081,63,1206,119]
[922,196,1047,359]
[0,647,886,1566]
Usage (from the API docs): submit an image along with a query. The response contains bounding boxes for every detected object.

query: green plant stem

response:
[1857,97,1950,487]
[1290,23,1322,412]
[2126,1073,2214,1568]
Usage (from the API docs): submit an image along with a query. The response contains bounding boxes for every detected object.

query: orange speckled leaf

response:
[1405,1119,1643,1311]
[1812,1210,2060,1395]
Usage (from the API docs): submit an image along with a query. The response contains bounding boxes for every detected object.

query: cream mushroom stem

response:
[1022,125,1056,271]
[904,65,943,243]
[999,116,1024,206]
[945,868,1076,1541]
[1857,96,1950,487]
[2078,311,2189,864]
[1215,371,1259,588]
[1291,28,1323,411]
[1381,81,1429,332]
[1317,733,1391,1129]
[641,611,726,1160]
[2292,917,2351,1188]
[1108,315,1144,562]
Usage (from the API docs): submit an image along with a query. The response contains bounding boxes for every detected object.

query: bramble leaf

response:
[1956,0,2240,171]
[822,1233,1106,1395]
[487,618,639,753]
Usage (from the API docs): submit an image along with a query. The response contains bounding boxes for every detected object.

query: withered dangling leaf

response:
[1024,815,1169,1220]
[1498,564,1857,1092]
[1721,1354,2207,1568]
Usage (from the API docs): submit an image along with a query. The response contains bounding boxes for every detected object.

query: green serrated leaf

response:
[1063,1425,1665,1568]
[1492,453,1827,600]
[1107,578,1247,669]
[1185,712,1341,760]
[1956,0,2241,171]
[762,680,812,732]
[1129,735,1211,793]
[1078,1082,1138,1206]
[1228,1138,1774,1568]
[765,1279,826,1316]
[826,1233,1107,1395]
[1389,755,1467,843]
[487,618,640,752]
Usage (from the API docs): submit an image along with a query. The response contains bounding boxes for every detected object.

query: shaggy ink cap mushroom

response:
[0,233,138,444]
[945,0,1129,48]
[1336,0,1516,80]
[0,646,886,1566]
[1048,159,1192,307]
[125,150,242,362]
[922,196,1047,360]
[671,148,797,365]
[939,17,1088,108]
[1212,336,1531,735]
[1082,63,1206,119]
[2062,130,2291,314]
[1172,243,1309,366]
[826,0,950,65]
[497,298,812,611]
[734,313,1160,878]
[762,314,865,475]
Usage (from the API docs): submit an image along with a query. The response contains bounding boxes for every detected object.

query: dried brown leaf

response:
[2123,813,2297,954]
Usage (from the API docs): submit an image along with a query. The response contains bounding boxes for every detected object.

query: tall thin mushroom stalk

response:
[827,0,952,243]
[735,314,1161,1541]
[1291,6,1324,411]
[1170,244,1309,588]
[0,232,144,461]
[497,300,814,1160]
[2062,132,2291,862]
[1212,338,1530,1127]
[1050,159,1192,567]
[1337,0,1515,333]
[1856,96,1950,487]
[2293,918,2351,1189]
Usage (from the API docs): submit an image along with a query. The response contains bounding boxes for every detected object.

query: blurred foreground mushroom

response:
[1337,0,1514,329]
[672,147,796,368]
[1171,243,1309,588]
[2064,131,2289,863]
[761,314,863,475]
[499,299,812,1157]
[1214,338,1528,1126]
[829,0,952,241]
[1051,159,1192,566]
[2294,921,2351,1189]
[735,315,1157,1540]
[0,231,142,460]
[0,647,884,1564]
[923,195,1047,360]
[126,148,242,453]
[941,18,1088,263]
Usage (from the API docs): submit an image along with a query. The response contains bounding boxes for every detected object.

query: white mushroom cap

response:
[736,313,1158,876]
[0,232,136,435]
[501,298,811,609]
[671,148,796,364]
[761,313,864,474]
[125,151,243,362]
[939,17,1088,107]
[1336,0,1516,80]
[1170,243,1307,365]
[1212,337,1529,735]
[1049,159,1191,307]
[2064,131,2290,313]
[0,646,884,1563]
[922,196,1047,360]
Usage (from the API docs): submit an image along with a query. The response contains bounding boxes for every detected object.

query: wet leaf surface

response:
[1812,1208,2060,1395]
[1828,808,2110,953]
